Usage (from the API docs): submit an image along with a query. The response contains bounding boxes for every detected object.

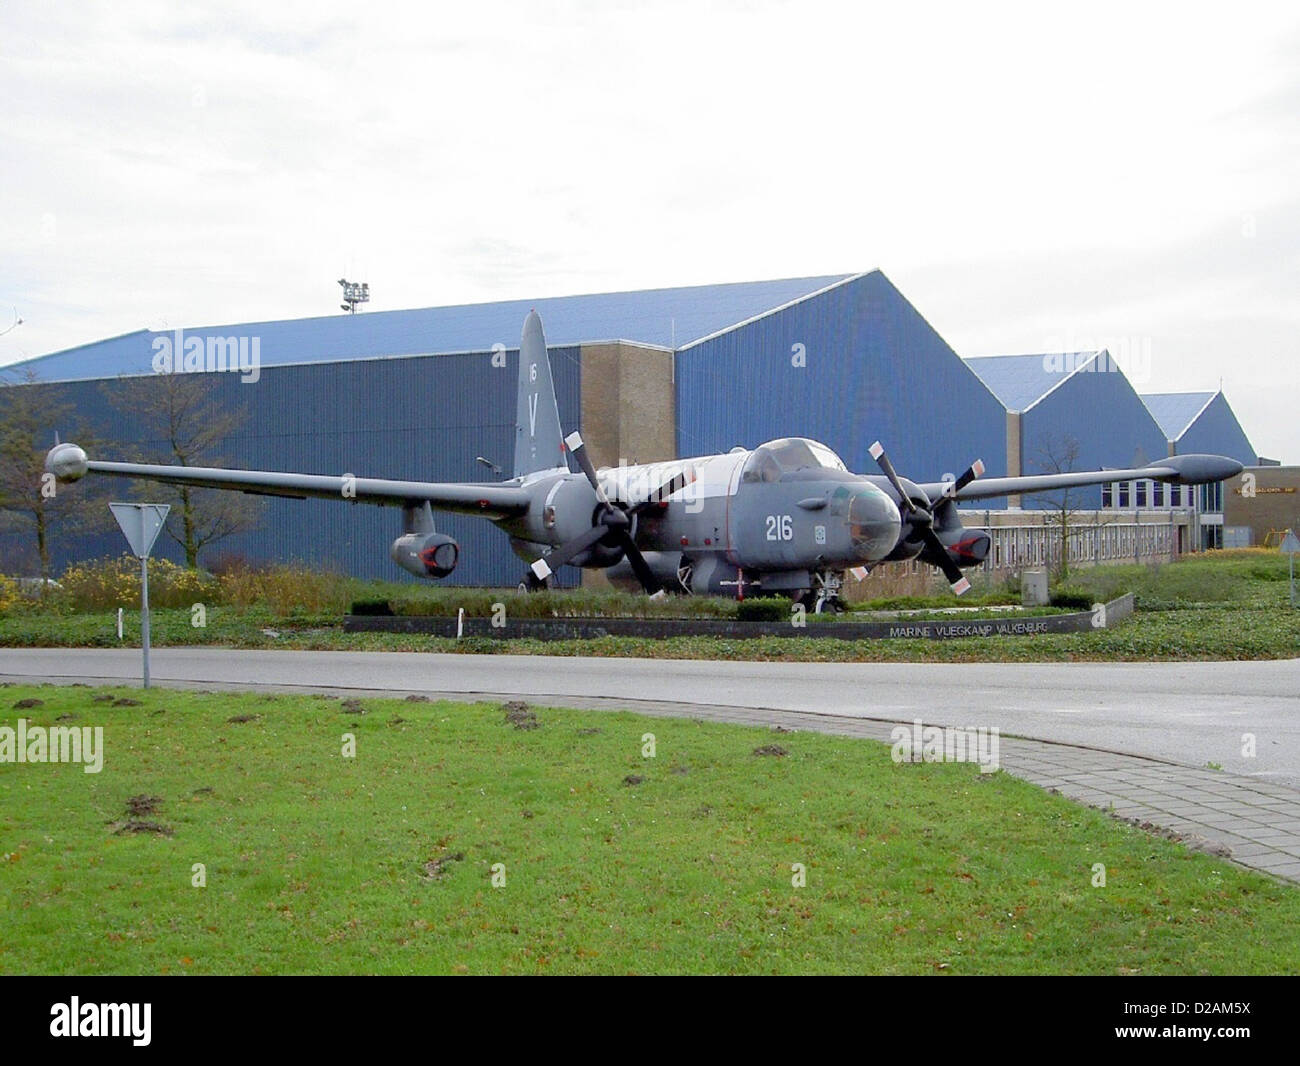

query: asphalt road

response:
[3,647,1298,788]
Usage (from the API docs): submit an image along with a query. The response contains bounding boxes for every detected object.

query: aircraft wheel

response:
[518,572,548,593]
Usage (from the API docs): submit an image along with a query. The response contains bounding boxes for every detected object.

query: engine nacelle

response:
[391,532,459,579]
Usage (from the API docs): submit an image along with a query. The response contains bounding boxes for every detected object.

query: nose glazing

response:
[848,485,902,560]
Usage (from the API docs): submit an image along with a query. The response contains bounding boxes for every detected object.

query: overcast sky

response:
[3,1,1297,459]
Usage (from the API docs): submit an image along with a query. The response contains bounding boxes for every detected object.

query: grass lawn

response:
[2,684,1297,975]
[2,550,1297,662]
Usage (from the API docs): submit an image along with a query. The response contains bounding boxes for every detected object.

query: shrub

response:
[1049,588,1095,610]
[737,598,790,622]
[0,574,19,614]
[215,562,352,616]
[56,555,220,610]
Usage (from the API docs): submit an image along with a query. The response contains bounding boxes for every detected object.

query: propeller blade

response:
[630,470,688,511]
[921,526,971,595]
[564,431,609,505]
[617,531,665,598]
[528,523,609,582]
[869,440,919,515]
[940,458,987,500]
[870,440,971,594]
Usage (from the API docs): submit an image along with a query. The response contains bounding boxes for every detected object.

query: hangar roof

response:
[1140,391,1217,441]
[963,351,1104,412]
[10,273,856,384]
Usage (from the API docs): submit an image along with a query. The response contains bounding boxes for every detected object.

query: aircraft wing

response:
[916,453,1244,504]
[46,445,530,520]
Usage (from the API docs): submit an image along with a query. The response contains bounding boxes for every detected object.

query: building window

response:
[1118,482,1130,507]
[1153,482,1164,507]
[1136,481,1147,507]
[1102,483,1113,507]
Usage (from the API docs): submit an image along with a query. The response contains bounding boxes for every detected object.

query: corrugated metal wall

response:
[3,347,581,585]
[674,271,1008,503]
[1176,394,1256,465]
[1019,360,1169,509]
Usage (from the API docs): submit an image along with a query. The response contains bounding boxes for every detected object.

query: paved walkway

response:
[9,649,1298,785]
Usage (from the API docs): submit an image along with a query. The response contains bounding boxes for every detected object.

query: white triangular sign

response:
[1281,529,1300,554]
[109,503,171,559]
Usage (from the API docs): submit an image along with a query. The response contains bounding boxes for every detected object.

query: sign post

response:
[109,503,170,688]
[1282,529,1300,609]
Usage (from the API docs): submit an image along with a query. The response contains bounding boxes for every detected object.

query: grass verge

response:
[1,684,1296,974]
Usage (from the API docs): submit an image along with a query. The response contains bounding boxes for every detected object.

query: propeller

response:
[528,432,687,598]
[869,440,973,596]
[941,458,986,499]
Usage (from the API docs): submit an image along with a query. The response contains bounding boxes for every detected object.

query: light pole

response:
[338,278,370,314]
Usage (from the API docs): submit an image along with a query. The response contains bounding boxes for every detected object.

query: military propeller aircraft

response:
[45,311,1243,610]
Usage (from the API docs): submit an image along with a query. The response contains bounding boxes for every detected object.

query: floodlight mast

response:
[338,278,370,314]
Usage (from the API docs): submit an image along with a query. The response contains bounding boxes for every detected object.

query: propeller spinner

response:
[869,440,979,596]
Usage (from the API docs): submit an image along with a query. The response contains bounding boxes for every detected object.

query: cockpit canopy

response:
[741,437,848,483]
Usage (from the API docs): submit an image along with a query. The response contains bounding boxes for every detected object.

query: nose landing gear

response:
[795,569,845,614]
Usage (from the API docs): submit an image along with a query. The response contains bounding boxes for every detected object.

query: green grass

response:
[1,684,1297,975]
[3,550,1297,661]
[0,602,1295,661]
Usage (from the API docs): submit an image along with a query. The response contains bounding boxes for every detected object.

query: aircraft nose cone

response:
[849,484,901,560]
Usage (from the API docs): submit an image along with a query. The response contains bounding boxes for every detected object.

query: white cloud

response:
[2,0,1297,456]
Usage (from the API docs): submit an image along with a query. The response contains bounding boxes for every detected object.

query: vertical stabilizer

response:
[513,310,568,477]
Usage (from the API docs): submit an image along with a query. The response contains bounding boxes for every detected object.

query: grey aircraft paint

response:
[513,310,568,478]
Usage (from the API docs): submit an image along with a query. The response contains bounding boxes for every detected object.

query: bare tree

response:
[1032,433,1086,582]
[0,371,110,581]
[103,371,262,568]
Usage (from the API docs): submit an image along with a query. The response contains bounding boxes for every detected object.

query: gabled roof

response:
[8,274,856,384]
[963,351,1103,412]
[1139,391,1217,442]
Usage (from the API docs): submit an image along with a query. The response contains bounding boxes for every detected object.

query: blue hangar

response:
[3,271,1258,581]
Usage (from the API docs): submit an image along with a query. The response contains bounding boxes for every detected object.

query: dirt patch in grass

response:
[422,852,465,879]
[125,794,161,817]
[753,744,789,757]
[502,701,539,730]
[341,699,368,715]
[226,713,261,724]
[13,697,43,709]
[110,795,173,836]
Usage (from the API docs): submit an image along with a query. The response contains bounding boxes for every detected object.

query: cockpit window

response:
[742,438,847,482]
[741,447,782,483]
